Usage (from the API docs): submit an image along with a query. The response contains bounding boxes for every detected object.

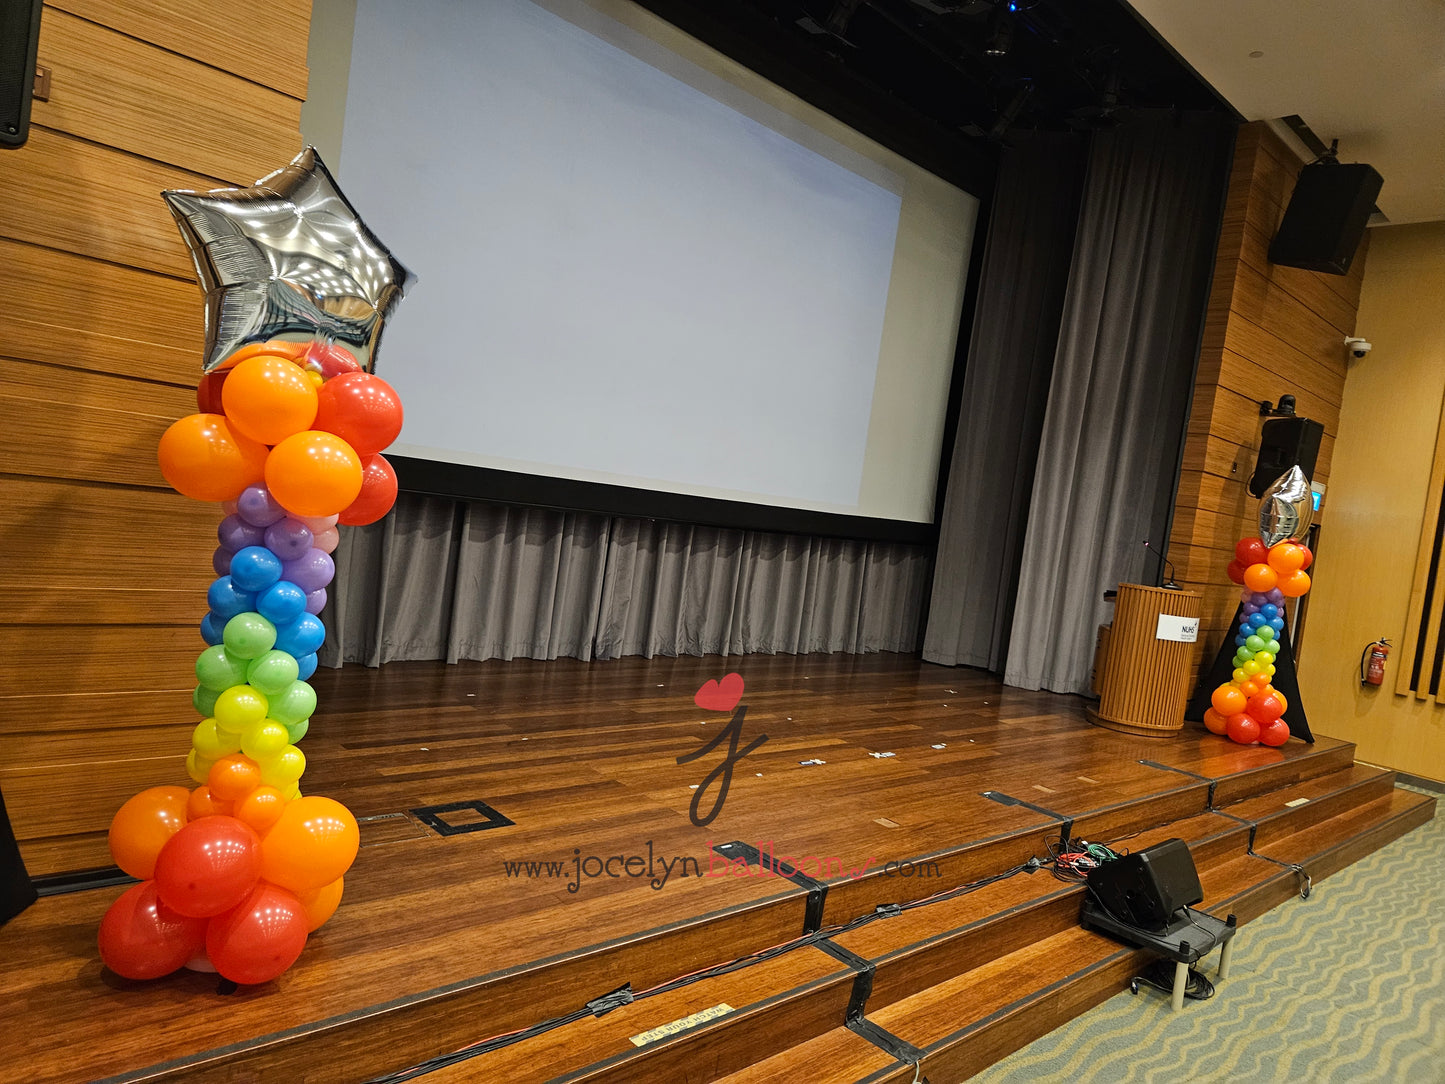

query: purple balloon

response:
[1267,588,1285,604]
[263,518,314,562]
[1242,603,1259,615]
[218,514,265,552]
[212,547,233,576]
[237,484,287,528]
[304,588,327,615]
[281,548,335,594]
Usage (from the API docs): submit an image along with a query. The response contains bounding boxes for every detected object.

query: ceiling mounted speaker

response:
[0,0,42,148]
[1269,162,1383,276]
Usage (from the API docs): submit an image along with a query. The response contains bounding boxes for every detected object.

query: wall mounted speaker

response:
[1249,414,1324,498]
[1085,837,1202,931]
[0,0,42,148]
[1269,161,1383,276]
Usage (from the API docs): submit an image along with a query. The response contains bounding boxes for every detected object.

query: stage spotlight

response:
[984,1,1015,56]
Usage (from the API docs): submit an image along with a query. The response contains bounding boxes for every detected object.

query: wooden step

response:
[1221,763,1398,848]
[711,1025,908,1083]
[423,943,856,1082]
[1207,736,1358,806]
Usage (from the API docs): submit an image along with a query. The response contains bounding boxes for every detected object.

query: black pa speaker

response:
[1269,161,1382,276]
[1249,414,1324,498]
[0,0,42,148]
[1,782,37,925]
[1085,838,1202,931]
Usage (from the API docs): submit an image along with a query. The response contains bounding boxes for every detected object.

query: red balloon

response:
[313,372,404,456]
[1247,691,1285,722]
[338,454,398,526]
[1235,538,1267,566]
[1298,545,1313,571]
[1259,718,1291,747]
[1226,713,1261,745]
[197,370,228,413]
[98,881,208,980]
[301,342,363,381]
[1225,559,1247,585]
[206,881,310,985]
[153,816,262,918]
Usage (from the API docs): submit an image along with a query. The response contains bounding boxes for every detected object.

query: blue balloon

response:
[1270,616,1286,633]
[1237,623,1253,639]
[295,651,319,681]
[257,580,307,625]
[1261,603,1279,619]
[274,613,325,657]
[206,576,255,620]
[1249,612,1268,628]
[229,545,283,593]
[200,611,225,646]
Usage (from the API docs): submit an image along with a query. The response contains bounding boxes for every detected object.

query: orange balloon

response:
[264,431,363,518]
[1202,708,1230,735]
[1238,677,1264,699]
[296,876,344,932]
[222,340,309,369]
[108,786,190,879]
[222,356,320,445]
[1278,569,1311,598]
[157,414,268,502]
[260,796,360,893]
[1266,543,1305,574]
[208,754,263,802]
[187,785,234,821]
[234,785,288,834]
[1210,683,1247,717]
[1243,563,1278,593]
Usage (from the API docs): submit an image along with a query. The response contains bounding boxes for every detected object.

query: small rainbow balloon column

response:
[98,339,404,984]
[1202,536,1313,746]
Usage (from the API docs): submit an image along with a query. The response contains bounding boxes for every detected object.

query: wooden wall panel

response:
[49,0,312,100]
[1171,123,1364,673]
[31,8,303,185]
[0,127,215,278]
[1,1,312,875]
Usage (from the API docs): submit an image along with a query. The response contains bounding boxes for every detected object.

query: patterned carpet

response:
[972,788,1443,1084]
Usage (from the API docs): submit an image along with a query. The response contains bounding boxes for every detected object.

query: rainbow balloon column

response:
[98,339,404,984]
[1202,537,1313,746]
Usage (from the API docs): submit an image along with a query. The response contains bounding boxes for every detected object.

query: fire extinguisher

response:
[1360,639,1390,686]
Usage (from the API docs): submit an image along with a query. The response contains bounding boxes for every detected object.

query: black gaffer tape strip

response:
[713,840,828,933]
[847,1017,926,1064]
[1137,759,1220,808]
[814,938,876,1022]
[980,790,1074,840]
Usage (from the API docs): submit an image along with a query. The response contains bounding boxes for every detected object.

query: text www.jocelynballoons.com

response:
[501,841,943,895]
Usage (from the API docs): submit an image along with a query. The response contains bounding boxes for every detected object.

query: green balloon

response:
[247,649,300,696]
[1257,625,1277,643]
[223,611,276,660]
[193,683,220,716]
[1245,634,1266,653]
[196,645,249,692]
[269,680,316,726]
[285,717,309,744]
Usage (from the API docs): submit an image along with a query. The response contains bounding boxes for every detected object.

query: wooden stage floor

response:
[4,651,1372,1082]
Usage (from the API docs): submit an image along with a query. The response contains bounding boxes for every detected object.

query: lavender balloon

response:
[237,483,287,528]
[212,547,233,576]
[281,548,335,593]
[264,518,314,562]
[218,514,265,552]
[305,587,327,615]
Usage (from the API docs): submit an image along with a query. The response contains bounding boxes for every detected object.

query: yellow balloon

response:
[185,749,214,785]
[259,745,306,788]
[192,718,241,759]
[214,685,269,733]
[241,719,291,760]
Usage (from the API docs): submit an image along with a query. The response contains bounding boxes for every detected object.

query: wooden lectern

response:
[1089,583,1202,738]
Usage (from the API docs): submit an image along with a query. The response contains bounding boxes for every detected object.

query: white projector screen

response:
[330,0,978,530]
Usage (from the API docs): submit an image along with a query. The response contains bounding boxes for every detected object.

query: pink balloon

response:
[312,526,340,554]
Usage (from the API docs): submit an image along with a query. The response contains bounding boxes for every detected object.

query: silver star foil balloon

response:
[1259,465,1314,547]
[163,147,415,373]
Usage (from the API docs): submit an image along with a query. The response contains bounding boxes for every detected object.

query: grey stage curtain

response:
[1004,112,1234,694]
[321,493,929,667]
[923,134,1087,669]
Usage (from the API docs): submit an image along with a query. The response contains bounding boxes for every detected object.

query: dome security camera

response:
[1345,336,1372,359]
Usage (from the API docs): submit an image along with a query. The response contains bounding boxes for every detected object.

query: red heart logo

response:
[694,673,745,712]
